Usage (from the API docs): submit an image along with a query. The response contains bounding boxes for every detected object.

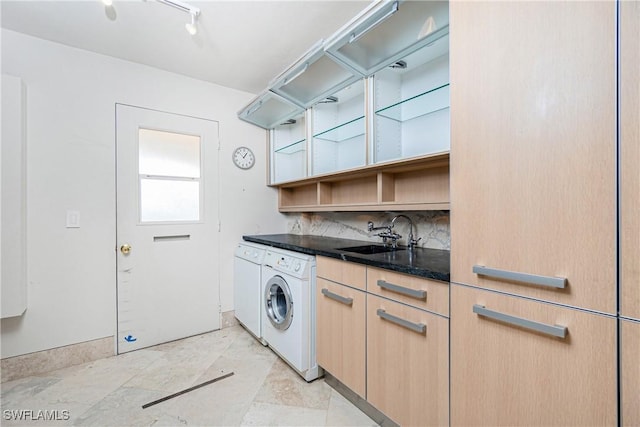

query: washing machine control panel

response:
[264,250,312,278]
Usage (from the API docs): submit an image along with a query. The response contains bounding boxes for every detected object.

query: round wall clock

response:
[232,146,255,170]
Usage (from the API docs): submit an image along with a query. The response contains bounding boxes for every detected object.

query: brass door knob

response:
[120,243,132,255]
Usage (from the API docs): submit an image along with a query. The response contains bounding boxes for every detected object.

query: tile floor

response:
[1,326,376,426]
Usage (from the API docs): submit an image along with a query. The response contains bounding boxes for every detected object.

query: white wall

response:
[0,29,288,359]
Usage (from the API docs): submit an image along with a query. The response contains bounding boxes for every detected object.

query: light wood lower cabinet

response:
[367,294,449,427]
[316,277,366,398]
[621,319,640,427]
[450,284,617,426]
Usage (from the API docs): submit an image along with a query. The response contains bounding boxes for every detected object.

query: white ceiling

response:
[1,0,371,94]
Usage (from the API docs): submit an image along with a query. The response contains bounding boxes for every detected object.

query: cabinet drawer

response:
[367,267,449,316]
[317,256,366,290]
[316,278,366,398]
[367,294,449,427]
[450,285,617,426]
[621,319,640,427]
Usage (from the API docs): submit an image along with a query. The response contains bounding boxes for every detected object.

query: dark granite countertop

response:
[243,234,450,283]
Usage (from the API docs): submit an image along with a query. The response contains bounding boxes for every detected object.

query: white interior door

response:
[116,104,220,353]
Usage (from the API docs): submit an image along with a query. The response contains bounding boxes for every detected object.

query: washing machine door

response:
[264,275,293,330]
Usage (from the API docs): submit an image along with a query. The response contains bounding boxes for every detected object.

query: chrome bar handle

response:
[321,288,353,306]
[473,265,567,289]
[377,280,426,300]
[376,309,426,334]
[473,304,567,338]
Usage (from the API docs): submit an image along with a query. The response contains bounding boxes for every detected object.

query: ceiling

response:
[1,0,371,95]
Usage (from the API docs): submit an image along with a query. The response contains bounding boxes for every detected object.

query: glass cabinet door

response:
[271,112,307,184]
[270,40,362,108]
[325,1,449,76]
[311,81,366,175]
[373,34,449,163]
[238,90,303,129]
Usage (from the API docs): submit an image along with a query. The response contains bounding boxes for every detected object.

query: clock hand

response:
[242,152,247,158]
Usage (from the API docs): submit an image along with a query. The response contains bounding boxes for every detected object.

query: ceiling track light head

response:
[155,0,200,35]
[185,12,198,35]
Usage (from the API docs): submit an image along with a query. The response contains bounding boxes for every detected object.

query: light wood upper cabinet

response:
[621,320,640,426]
[367,294,448,427]
[451,284,617,426]
[620,0,640,320]
[450,1,616,314]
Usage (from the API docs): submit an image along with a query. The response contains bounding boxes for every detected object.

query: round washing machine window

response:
[264,275,293,330]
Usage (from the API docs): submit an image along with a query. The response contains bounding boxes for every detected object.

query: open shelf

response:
[274,139,306,155]
[376,84,450,123]
[313,116,365,142]
[277,151,450,212]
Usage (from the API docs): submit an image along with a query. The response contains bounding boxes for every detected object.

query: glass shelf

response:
[376,83,449,123]
[274,139,306,155]
[313,116,365,142]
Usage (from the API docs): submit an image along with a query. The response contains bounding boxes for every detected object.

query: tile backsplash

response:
[286,211,450,250]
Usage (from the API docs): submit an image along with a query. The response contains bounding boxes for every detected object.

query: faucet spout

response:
[390,215,421,250]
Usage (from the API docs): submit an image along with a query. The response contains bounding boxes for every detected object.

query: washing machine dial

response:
[294,262,301,272]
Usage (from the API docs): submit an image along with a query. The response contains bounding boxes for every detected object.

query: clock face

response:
[232,146,255,170]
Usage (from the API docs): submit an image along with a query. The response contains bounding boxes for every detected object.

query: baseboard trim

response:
[1,336,114,383]
[324,370,399,427]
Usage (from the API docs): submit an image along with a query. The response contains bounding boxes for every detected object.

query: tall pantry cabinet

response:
[450,2,618,425]
[620,1,640,426]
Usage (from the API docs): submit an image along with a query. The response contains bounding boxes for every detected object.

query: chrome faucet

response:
[367,221,402,248]
[391,215,421,250]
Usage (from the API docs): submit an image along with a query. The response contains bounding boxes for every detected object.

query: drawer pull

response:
[377,279,427,300]
[473,304,567,338]
[473,265,567,289]
[376,309,426,334]
[321,288,353,306]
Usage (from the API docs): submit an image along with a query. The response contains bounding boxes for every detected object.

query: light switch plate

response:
[66,210,80,228]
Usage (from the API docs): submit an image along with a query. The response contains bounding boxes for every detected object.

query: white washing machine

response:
[234,242,268,344]
[261,247,320,382]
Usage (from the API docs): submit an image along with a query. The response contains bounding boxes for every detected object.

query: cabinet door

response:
[620,0,640,320]
[621,320,640,426]
[450,1,616,313]
[367,294,448,427]
[450,285,617,426]
[316,278,366,398]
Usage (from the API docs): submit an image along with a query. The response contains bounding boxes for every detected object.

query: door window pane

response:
[138,128,202,223]
[139,128,200,178]
[140,179,200,222]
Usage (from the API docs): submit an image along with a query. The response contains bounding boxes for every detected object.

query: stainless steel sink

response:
[337,245,405,255]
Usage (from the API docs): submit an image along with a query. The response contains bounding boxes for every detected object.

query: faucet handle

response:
[409,237,422,248]
[367,221,374,232]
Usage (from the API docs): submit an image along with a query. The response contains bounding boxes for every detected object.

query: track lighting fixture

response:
[101,0,113,6]
[156,0,200,35]
[185,12,198,35]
